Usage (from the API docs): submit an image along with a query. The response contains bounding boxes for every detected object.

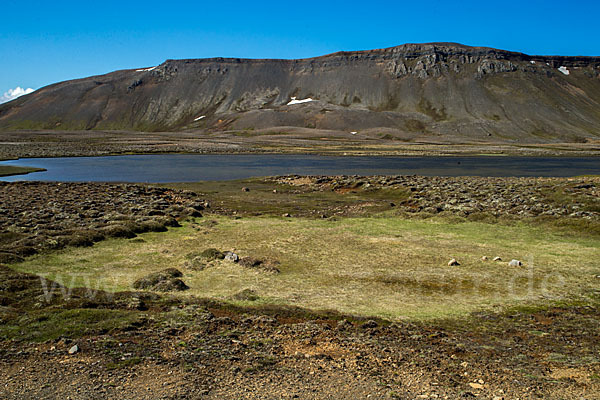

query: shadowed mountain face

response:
[2,43,600,142]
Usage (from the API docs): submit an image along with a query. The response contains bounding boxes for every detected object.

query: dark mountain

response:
[2,43,600,142]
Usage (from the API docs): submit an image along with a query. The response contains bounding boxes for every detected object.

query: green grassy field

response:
[13,213,600,319]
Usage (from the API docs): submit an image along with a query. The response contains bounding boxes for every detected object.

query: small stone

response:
[282,213,291,218]
[493,256,502,261]
[469,382,484,390]
[224,252,239,262]
[241,187,250,192]
[448,258,460,266]
[481,256,488,261]
[508,259,523,267]
[68,345,79,354]
[272,189,277,193]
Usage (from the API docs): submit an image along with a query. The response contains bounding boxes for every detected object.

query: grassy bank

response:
[0,165,45,177]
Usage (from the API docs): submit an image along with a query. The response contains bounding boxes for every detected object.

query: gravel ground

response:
[271,175,600,219]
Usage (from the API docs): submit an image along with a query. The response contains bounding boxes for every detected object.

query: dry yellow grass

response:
[13,214,600,319]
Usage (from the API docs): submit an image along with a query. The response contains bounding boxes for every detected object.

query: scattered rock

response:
[493,257,502,262]
[270,175,600,221]
[448,258,460,266]
[282,213,291,218]
[508,259,523,267]
[481,256,488,261]
[241,187,250,192]
[468,382,484,390]
[68,345,79,355]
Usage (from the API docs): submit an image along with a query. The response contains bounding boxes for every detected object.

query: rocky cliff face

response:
[2,43,600,142]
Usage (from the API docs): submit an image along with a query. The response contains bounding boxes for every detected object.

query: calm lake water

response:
[1,154,599,182]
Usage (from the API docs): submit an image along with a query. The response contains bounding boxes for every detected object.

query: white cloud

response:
[0,87,35,104]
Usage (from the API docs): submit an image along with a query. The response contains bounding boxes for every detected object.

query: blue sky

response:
[2,0,599,101]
